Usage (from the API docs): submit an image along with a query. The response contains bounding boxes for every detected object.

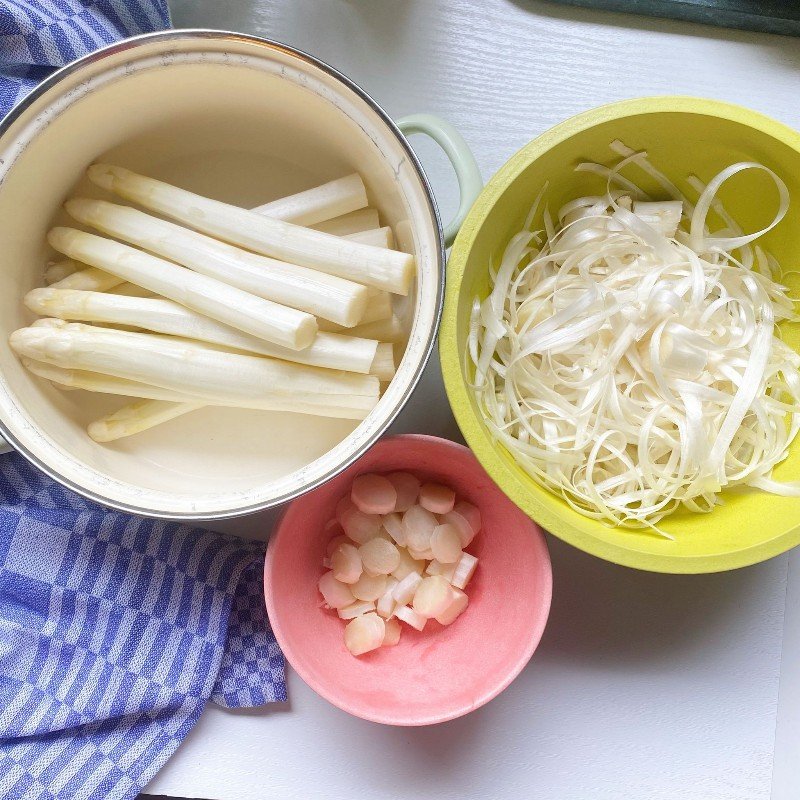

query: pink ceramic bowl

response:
[264,434,552,726]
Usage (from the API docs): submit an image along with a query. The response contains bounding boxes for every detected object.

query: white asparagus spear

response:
[319,313,404,343]
[313,208,380,236]
[45,259,79,284]
[88,399,203,442]
[22,359,373,419]
[10,324,379,408]
[361,289,393,325]
[25,289,380,374]
[50,266,121,292]
[88,164,415,294]
[250,173,367,225]
[66,199,368,327]
[48,227,317,350]
[347,227,394,249]
[107,283,154,298]
[370,343,396,381]
[49,225,390,307]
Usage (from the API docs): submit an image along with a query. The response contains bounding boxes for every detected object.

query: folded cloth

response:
[0,453,286,800]
[0,4,287,798]
[0,0,172,109]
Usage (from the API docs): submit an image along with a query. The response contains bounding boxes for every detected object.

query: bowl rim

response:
[263,433,553,725]
[440,96,800,574]
[0,29,446,520]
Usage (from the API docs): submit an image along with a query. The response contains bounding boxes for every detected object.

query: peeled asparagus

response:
[88,164,415,294]
[370,343,396,382]
[313,207,380,236]
[48,228,387,321]
[22,359,372,419]
[11,324,380,416]
[45,259,78,284]
[346,226,394,249]
[251,173,367,226]
[88,399,203,442]
[57,174,391,307]
[48,227,317,350]
[25,289,381,374]
[66,199,368,327]
[361,289,393,324]
[50,266,121,292]
[108,283,155,298]
[318,313,404,343]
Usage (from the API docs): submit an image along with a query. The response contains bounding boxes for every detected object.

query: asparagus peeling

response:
[88,164,415,294]
[47,227,318,350]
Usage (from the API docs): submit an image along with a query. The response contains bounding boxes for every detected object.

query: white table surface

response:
[147,2,800,798]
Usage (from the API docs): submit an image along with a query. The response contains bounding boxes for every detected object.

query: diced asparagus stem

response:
[25,289,381,374]
[88,164,415,294]
[47,227,317,350]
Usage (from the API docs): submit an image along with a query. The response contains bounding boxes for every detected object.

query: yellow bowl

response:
[440,97,800,573]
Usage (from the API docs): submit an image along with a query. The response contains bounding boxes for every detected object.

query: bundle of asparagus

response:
[11,168,414,443]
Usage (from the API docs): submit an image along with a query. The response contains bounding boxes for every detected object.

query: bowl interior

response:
[264,434,552,725]
[0,35,440,516]
[443,99,800,572]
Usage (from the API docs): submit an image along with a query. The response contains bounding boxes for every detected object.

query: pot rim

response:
[0,29,445,520]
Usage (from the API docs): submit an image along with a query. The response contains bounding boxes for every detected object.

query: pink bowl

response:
[264,434,552,726]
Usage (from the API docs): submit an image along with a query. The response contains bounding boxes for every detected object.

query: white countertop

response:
[148,2,800,797]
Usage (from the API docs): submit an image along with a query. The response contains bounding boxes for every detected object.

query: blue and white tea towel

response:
[0,3,288,800]
[0,454,286,800]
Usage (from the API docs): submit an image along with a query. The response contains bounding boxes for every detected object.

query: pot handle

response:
[396,114,482,247]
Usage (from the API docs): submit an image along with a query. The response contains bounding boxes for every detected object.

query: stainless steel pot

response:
[0,30,481,518]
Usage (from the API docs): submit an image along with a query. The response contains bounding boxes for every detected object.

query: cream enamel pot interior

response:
[0,30,482,518]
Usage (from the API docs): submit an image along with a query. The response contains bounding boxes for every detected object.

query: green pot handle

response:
[396,113,483,248]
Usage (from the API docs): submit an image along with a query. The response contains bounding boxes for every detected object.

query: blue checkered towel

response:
[0,4,287,800]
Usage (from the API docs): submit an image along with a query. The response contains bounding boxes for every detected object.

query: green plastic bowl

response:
[441,97,800,574]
